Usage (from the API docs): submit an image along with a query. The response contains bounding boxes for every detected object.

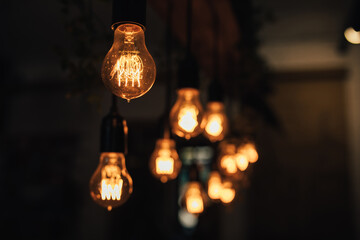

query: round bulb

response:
[239,143,258,163]
[183,182,205,215]
[101,24,156,102]
[207,171,222,200]
[235,153,249,171]
[220,181,236,204]
[219,154,238,175]
[89,152,133,211]
[149,138,182,183]
[203,102,228,142]
[169,88,205,140]
[344,27,360,44]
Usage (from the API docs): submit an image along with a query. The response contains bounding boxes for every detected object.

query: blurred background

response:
[1,0,360,239]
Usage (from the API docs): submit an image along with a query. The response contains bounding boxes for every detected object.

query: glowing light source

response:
[204,102,228,142]
[184,182,205,214]
[170,88,204,140]
[149,139,182,183]
[238,142,258,163]
[207,171,222,200]
[90,152,133,211]
[220,181,236,204]
[344,27,360,44]
[220,155,237,174]
[102,24,156,102]
[235,153,249,171]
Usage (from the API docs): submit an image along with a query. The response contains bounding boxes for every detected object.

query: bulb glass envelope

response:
[149,138,182,183]
[170,88,205,140]
[90,152,133,211]
[102,24,156,101]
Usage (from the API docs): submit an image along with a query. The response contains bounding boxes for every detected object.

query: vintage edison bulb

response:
[207,171,222,200]
[89,152,133,211]
[220,180,236,204]
[203,102,228,142]
[170,88,204,140]
[101,23,156,102]
[184,182,205,214]
[149,138,182,183]
[239,143,258,163]
[235,153,249,171]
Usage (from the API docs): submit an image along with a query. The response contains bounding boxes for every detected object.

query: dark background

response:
[1,0,360,239]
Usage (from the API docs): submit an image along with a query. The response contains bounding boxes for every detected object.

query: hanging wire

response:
[186,0,193,55]
[208,0,221,83]
[163,0,174,139]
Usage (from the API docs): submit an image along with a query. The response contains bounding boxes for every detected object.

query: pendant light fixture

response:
[169,0,205,140]
[101,0,156,102]
[203,1,228,142]
[89,95,133,211]
[149,0,182,183]
[181,164,207,215]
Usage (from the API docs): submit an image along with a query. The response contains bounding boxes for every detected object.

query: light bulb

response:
[183,182,205,214]
[239,143,258,163]
[207,171,222,200]
[220,180,236,204]
[203,102,228,142]
[220,154,238,174]
[344,27,360,44]
[90,152,133,211]
[149,138,182,183]
[235,153,249,171]
[169,88,204,139]
[101,23,156,102]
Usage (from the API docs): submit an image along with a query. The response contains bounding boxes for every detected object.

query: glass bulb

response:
[183,182,205,214]
[235,153,249,171]
[169,88,204,139]
[89,152,133,211]
[220,180,236,204]
[149,138,182,183]
[344,27,360,44]
[203,102,228,142]
[101,24,156,102]
[207,171,222,200]
[238,143,258,163]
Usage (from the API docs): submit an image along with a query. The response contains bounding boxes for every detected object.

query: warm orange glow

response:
[239,143,258,163]
[102,24,156,101]
[207,171,222,200]
[185,185,204,214]
[204,102,228,142]
[220,155,237,174]
[205,115,223,137]
[100,165,123,201]
[149,139,182,183]
[89,152,133,211]
[111,54,143,88]
[220,181,236,204]
[178,105,199,133]
[170,88,204,140]
[235,153,249,171]
[155,151,174,175]
[344,27,360,44]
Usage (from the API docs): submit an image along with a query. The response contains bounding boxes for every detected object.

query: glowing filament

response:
[235,153,249,171]
[110,53,144,88]
[205,115,223,137]
[156,156,174,174]
[178,106,199,133]
[100,165,123,200]
[186,188,204,214]
[220,155,237,174]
